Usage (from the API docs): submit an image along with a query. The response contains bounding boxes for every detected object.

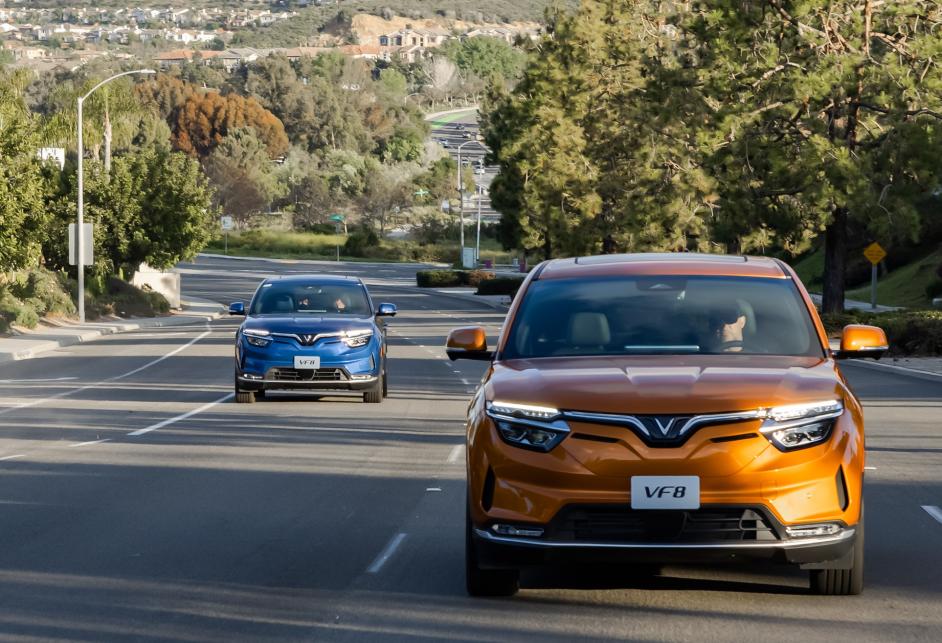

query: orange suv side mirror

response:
[446,326,493,361]
[833,324,889,360]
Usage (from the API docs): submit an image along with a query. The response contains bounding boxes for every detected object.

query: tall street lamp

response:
[76,69,155,323]
[456,139,487,265]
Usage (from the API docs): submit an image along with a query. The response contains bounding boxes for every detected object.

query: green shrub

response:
[0,288,40,330]
[477,276,525,298]
[821,309,942,355]
[17,269,75,317]
[463,269,496,287]
[95,277,170,318]
[343,228,380,256]
[415,269,497,288]
[926,279,942,300]
[416,270,463,287]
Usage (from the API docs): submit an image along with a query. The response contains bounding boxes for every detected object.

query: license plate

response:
[631,476,700,510]
[294,356,320,369]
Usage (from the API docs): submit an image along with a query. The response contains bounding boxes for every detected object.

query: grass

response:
[206,230,348,260]
[204,229,517,265]
[789,249,825,292]
[846,249,942,309]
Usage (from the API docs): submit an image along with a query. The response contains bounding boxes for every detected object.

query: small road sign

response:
[329,214,345,222]
[68,223,93,266]
[863,242,886,265]
[220,216,234,231]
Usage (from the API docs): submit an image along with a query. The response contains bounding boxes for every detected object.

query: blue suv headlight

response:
[341,329,373,348]
[243,329,272,348]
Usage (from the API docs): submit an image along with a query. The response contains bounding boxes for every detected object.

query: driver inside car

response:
[706,302,748,353]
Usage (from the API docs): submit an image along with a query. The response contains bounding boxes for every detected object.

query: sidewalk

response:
[808,293,899,313]
[0,296,227,364]
[848,356,942,381]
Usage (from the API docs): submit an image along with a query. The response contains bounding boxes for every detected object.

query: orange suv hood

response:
[487,355,842,415]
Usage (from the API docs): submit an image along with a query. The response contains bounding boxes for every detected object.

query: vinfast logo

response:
[300,335,316,345]
[640,416,694,439]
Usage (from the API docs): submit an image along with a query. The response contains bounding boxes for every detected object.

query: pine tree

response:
[691,1,942,311]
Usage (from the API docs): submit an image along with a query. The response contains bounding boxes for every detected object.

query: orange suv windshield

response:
[502,276,824,358]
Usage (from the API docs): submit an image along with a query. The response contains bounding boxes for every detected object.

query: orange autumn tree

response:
[137,76,288,160]
[171,91,289,159]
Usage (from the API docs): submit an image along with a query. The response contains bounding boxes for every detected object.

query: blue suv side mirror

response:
[376,303,397,317]
[229,302,245,316]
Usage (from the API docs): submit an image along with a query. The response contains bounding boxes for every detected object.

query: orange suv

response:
[446,254,887,597]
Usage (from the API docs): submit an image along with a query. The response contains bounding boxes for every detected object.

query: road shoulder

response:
[0,296,226,364]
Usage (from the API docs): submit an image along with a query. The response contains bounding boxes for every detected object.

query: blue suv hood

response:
[243,315,375,335]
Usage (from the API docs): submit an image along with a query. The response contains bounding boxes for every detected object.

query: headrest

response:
[569,312,610,347]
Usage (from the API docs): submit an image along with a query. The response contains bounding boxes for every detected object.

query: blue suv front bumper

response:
[236,333,382,392]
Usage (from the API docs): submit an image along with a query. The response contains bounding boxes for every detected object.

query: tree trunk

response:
[822,206,848,314]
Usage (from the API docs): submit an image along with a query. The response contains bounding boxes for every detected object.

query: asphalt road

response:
[429,111,499,222]
[0,255,940,642]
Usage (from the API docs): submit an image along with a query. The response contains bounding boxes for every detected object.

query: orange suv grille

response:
[545,506,781,543]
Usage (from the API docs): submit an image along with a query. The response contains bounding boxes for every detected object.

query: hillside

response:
[350,13,542,43]
[232,1,565,47]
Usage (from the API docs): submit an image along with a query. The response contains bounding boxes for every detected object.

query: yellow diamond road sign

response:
[863,242,886,265]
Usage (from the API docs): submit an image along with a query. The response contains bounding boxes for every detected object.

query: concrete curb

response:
[425,106,478,122]
[196,253,450,269]
[0,297,227,364]
[197,253,511,311]
[412,287,511,312]
[843,358,942,383]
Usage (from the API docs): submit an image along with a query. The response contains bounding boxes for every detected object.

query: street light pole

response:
[475,184,483,262]
[75,69,155,323]
[456,139,487,266]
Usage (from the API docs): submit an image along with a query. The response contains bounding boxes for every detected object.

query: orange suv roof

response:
[537,253,788,280]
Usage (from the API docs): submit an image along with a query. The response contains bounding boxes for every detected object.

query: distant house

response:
[218,47,259,71]
[379,28,448,48]
[154,49,195,68]
[337,44,386,61]
[284,46,329,62]
[154,48,222,68]
[395,44,427,64]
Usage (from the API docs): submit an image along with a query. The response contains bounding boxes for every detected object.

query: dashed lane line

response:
[366,532,407,574]
[68,439,111,448]
[0,326,214,417]
[128,392,234,437]
[922,505,942,525]
[446,444,464,464]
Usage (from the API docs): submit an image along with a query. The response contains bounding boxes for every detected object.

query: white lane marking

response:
[367,532,407,574]
[128,392,234,436]
[0,327,213,417]
[426,487,442,492]
[922,505,942,525]
[865,466,877,471]
[0,377,78,383]
[113,329,212,380]
[68,439,111,448]
[447,444,465,464]
[0,454,26,461]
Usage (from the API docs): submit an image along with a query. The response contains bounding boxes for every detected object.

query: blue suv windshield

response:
[250,282,372,316]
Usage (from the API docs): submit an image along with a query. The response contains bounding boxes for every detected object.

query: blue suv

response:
[229,275,396,404]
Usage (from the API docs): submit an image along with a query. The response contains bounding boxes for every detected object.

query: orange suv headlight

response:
[486,401,570,452]
[759,400,844,451]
